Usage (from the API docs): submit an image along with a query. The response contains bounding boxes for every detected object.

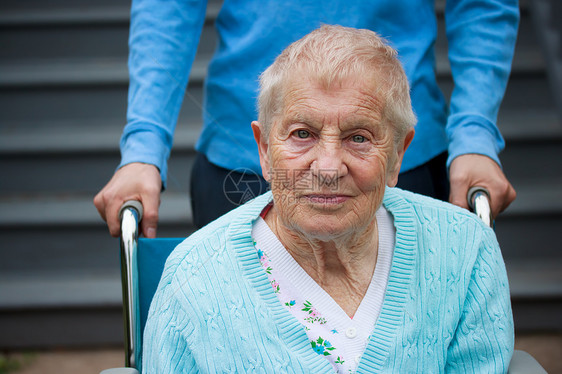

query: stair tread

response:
[0,120,202,154]
[435,45,546,76]
[0,270,121,309]
[0,193,191,226]
[498,110,561,140]
[506,180,562,216]
[505,258,562,299]
[0,257,558,310]
[0,36,545,87]
[1,0,529,26]
[0,3,220,26]
[0,57,209,87]
[0,179,560,227]
[1,110,559,155]
[0,7,130,25]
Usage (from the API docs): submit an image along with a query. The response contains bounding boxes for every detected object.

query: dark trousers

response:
[396,152,450,203]
[190,152,449,228]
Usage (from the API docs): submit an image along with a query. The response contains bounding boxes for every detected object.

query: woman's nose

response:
[310,142,348,187]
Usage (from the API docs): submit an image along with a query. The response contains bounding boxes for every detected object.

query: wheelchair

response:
[102,189,547,374]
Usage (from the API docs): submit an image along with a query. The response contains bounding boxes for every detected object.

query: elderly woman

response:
[143,25,513,373]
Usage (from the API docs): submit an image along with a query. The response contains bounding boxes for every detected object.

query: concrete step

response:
[434,8,545,76]
[2,124,560,196]
[0,258,552,312]
[1,296,557,350]
[506,259,562,299]
[0,56,209,87]
[0,72,554,140]
[0,83,204,125]
[0,182,560,269]
[498,109,561,140]
[0,0,221,25]
[1,259,558,311]
[0,119,201,154]
[0,223,191,277]
[0,14,542,88]
[0,0,130,14]
[1,256,557,310]
[0,270,121,310]
[500,179,562,218]
[0,3,219,63]
[0,65,552,125]
[1,269,557,350]
[0,150,194,195]
[0,6,130,26]
[0,194,193,274]
[529,0,562,119]
[0,192,191,228]
[0,24,131,62]
[501,139,562,183]
[1,107,558,155]
[0,250,559,349]
[0,0,537,75]
[437,71,555,110]
[0,306,124,349]
[0,45,544,89]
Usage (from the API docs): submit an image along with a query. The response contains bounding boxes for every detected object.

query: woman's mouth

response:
[303,194,350,205]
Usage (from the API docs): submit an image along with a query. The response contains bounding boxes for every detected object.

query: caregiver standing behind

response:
[94,0,518,237]
[143,26,513,373]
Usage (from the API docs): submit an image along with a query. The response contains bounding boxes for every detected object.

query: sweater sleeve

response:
[444,0,519,168]
[445,228,514,373]
[118,0,209,187]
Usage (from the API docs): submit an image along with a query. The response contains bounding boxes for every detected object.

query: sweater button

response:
[345,327,357,338]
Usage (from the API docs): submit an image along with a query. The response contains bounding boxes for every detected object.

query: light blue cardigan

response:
[143,188,514,373]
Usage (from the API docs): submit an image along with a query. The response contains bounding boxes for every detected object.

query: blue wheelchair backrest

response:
[137,238,183,337]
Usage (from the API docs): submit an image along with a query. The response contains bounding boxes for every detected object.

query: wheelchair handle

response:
[120,200,143,368]
[467,186,493,228]
[119,200,143,222]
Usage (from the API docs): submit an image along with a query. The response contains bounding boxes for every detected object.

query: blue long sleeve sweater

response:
[142,188,514,373]
[119,0,519,187]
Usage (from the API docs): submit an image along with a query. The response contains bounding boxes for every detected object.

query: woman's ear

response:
[251,121,271,181]
[387,127,415,187]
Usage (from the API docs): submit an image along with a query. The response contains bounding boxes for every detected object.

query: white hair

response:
[257,25,416,142]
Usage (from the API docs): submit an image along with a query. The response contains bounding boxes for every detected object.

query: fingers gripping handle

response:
[467,187,493,228]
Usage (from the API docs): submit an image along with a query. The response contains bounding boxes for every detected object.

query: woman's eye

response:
[295,130,310,139]
[352,135,366,143]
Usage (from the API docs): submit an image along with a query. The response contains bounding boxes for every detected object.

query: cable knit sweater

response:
[143,188,514,373]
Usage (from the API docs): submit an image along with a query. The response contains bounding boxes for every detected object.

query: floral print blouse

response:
[251,207,395,373]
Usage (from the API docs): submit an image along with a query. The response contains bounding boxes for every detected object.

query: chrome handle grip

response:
[467,186,493,228]
[119,201,142,368]
[119,200,144,222]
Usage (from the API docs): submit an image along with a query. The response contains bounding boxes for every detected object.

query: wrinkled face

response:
[253,75,413,240]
